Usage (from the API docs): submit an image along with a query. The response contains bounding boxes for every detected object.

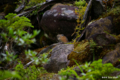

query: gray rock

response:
[86,16,116,46]
[102,43,120,67]
[86,16,113,38]
[44,44,74,73]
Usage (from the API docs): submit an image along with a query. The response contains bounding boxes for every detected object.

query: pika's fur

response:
[57,34,68,43]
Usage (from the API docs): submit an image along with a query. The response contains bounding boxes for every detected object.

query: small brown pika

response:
[57,34,68,43]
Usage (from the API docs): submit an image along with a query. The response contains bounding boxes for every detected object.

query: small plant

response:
[89,40,97,61]
[72,3,87,44]
[14,62,47,80]
[81,59,120,80]
[59,66,79,80]
[0,13,40,48]
[25,50,50,65]
[0,13,40,54]
[59,59,120,80]
[0,70,21,80]
[75,0,86,7]
[1,51,17,62]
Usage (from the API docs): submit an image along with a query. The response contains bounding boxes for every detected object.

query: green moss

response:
[68,40,91,66]
[74,0,87,7]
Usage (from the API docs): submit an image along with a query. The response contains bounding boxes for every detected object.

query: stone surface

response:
[44,44,74,73]
[85,16,116,46]
[87,33,116,46]
[86,16,113,38]
[40,3,78,42]
[102,43,120,67]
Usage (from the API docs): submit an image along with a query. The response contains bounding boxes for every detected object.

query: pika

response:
[24,34,68,68]
[57,34,68,43]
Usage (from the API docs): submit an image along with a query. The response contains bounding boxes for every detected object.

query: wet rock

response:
[44,44,74,73]
[40,3,78,42]
[102,43,120,67]
[87,33,116,46]
[85,16,115,46]
[86,16,113,38]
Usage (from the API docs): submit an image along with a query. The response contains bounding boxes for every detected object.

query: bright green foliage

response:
[80,59,120,80]
[0,13,50,80]
[1,51,17,62]
[75,0,86,7]
[14,62,47,80]
[25,0,45,9]
[0,13,40,64]
[28,0,45,5]
[25,50,49,65]
[0,13,40,46]
[4,13,33,30]
[58,59,120,80]
[59,67,78,80]
[0,70,21,80]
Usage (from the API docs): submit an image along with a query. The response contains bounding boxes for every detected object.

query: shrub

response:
[0,13,40,68]
[0,13,50,80]
[0,13,40,53]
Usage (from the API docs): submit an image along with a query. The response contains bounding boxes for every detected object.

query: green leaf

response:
[8,28,14,36]
[32,30,40,38]
[0,70,21,80]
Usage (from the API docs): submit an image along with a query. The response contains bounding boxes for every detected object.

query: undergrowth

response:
[59,59,120,80]
[0,13,49,80]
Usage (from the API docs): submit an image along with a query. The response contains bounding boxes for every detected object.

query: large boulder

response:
[44,44,74,73]
[40,3,78,42]
[86,16,113,38]
[85,16,116,46]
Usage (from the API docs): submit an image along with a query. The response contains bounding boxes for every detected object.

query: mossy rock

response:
[67,40,92,66]
[101,6,120,34]
[102,43,120,67]
[86,16,113,38]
